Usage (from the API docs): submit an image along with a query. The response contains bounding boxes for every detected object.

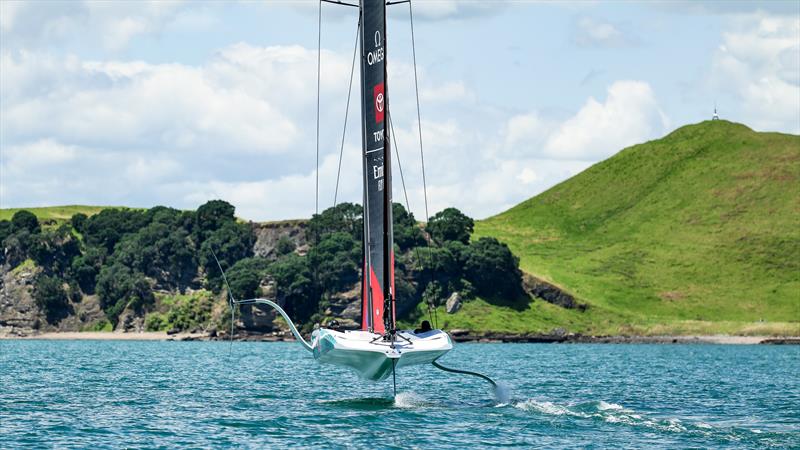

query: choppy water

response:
[1,340,798,448]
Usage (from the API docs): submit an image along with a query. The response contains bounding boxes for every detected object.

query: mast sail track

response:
[359,0,395,334]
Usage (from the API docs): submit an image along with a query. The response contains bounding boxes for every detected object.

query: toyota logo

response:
[375,92,384,112]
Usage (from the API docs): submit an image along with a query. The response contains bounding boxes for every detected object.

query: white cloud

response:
[650,1,800,16]
[544,81,668,160]
[0,0,191,51]
[406,0,511,21]
[175,146,362,221]
[0,43,360,157]
[2,139,77,170]
[710,13,800,132]
[420,81,474,104]
[503,112,551,151]
[0,3,683,222]
[501,81,669,162]
[0,42,358,217]
[572,16,636,47]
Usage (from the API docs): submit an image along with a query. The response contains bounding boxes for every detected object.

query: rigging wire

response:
[407,0,437,329]
[408,0,429,229]
[315,0,322,216]
[333,17,361,208]
[389,113,434,327]
[388,114,410,211]
[210,249,236,356]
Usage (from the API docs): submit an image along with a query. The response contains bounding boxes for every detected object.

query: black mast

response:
[359,0,394,334]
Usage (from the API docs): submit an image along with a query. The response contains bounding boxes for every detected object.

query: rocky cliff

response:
[0,262,106,337]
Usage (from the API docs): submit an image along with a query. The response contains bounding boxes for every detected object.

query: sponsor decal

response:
[367,30,384,66]
[374,83,384,123]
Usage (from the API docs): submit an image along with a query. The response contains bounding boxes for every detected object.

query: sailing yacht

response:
[310,0,452,381]
[226,0,496,393]
[228,0,452,384]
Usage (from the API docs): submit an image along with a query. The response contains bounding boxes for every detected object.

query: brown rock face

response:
[0,263,43,335]
[523,273,588,311]
[252,221,308,259]
[323,283,361,329]
[445,292,462,314]
[0,263,108,337]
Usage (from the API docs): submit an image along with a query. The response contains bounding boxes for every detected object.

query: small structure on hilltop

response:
[712,103,720,121]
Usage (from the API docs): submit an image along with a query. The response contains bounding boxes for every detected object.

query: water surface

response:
[1,341,798,448]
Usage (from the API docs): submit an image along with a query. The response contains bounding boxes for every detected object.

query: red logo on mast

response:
[373,83,384,123]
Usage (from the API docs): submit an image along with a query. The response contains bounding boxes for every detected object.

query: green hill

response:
[468,120,799,336]
[0,205,121,222]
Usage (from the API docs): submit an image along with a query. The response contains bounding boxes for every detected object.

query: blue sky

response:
[1,1,798,221]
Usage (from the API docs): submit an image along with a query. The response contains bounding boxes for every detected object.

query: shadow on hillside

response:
[45,303,74,325]
[482,291,532,312]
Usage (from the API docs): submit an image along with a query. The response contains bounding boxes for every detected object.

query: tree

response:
[83,209,148,252]
[195,200,236,240]
[2,229,34,268]
[392,203,425,250]
[463,237,523,299]
[200,222,255,288]
[70,246,106,294]
[276,236,296,256]
[145,206,187,229]
[307,203,363,243]
[33,275,69,322]
[307,231,360,294]
[0,220,13,244]
[112,222,197,288]
[11,210,40,234]
[31,225,81,276]
[96,263,154,323]
[70,213,88,234]
[426,207,474,244]
[269,254,316,322]
[226,257,271,300]
[422,281,444,308]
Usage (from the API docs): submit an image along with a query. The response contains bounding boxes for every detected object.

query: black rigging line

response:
[210,249,236,356]
[388,113,410,212]
[316,0,322,216]
[389,113,434,327]
[408,0,429,229]
[407,0,437,329]
[333,18,361,208]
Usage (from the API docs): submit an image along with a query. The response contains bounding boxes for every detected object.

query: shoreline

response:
[2,330,798,345]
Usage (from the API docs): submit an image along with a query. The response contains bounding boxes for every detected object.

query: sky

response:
[1,0,798,221]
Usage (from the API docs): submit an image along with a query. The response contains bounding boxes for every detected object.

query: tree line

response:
[0,201,524,330]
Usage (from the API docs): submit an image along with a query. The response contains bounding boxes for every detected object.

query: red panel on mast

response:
[362,260,369,330]
[370,267,385,333]
[373,83,385,123]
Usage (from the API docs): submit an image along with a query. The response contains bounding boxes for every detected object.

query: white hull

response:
[311,328,453,381]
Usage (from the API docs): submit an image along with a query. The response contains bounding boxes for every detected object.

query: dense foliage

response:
[0,201,255,325]
[427,207,474,245]
[1,200,525,331]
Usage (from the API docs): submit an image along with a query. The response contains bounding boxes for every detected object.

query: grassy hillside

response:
[468,121,799,335]
[0,205,119,222]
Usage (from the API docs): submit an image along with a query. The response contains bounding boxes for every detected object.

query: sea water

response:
[1,341,798,448]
